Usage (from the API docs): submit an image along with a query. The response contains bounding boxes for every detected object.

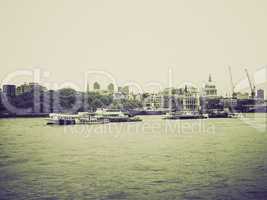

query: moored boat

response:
[46,113,77,125]
[228,112,242,118]
[46,109,143,125]
[77,112,109,124]
[207,110,241,118]
[208,110,228,118]
[163,111,208,120]
[95,108,143,122]
[95,109,129,122]
[127,116,142,122]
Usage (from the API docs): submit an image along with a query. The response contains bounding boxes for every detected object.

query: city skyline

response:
[1,2,267,200]
[1,0,267,95]
[1,69,266,98]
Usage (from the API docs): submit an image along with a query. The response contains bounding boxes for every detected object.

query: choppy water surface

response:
[0,114,267,200]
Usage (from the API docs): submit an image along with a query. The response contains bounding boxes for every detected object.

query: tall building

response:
[162,86,200,111]
[2,84,16,97]
[181,86,200,111]
[257,89,264,100]
[144,93,162,109]
[202,74,217,98]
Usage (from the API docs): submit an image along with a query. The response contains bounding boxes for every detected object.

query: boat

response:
[77,112,109,124]
[163,111,207,120]
[228,112,242,118]
[143,108,169,115]
[95,109,130,122]
[95,108,142,122]
[46,109,143,125]
[204,109,242,119]
[208,110,229,118]
[207,110,242,118]
[46,113,77,125]
[127,108,146,116]
[127,116,143,122]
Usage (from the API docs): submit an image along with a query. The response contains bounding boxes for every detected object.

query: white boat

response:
[228,113,242,118]
[163,111,208,120]
[95,109,130,122]
[46,113,77,125]
[46,109,142,125]
[77,112,109,124]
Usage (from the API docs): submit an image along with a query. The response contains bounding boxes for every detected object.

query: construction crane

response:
[244,68,256,99]
[228,66,237,98]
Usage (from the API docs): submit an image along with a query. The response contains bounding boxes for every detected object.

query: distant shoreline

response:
[0,113,49,118]
[0,111,266,119]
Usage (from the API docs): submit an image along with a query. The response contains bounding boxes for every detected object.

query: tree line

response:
[0,87,143,114]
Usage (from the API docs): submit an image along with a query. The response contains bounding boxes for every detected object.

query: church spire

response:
[208,74,212,82]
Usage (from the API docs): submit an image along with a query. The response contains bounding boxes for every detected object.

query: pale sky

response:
[1,0,267,94]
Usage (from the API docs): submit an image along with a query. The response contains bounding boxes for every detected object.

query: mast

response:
[244,68,255,99]
[228,66,236,98]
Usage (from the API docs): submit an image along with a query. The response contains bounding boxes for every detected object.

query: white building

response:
[202,74,217,98]
[144,93,163,109]
[180,86,200,111]
[162,86,200,111]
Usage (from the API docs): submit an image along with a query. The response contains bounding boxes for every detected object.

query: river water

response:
[0,114,267,200]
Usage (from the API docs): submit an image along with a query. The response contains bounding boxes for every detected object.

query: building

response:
[162,85,200,112]
[202,74,217,98]
[257,89,264,100]
[180,86,200,111]
[236,92,249,100]
[2,84,16,97]
[144,93,163,109]
[127,93,143,102]
[224,98,238,112]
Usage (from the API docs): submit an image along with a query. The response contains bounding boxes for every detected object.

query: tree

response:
[107,83,114,93]
[93,82,100,90]
[91,99,103,111]
[100,95,113,106]
[58,88,77,110]
[142,93,150,99]
[86,84,90,93]
[122,86,129,95]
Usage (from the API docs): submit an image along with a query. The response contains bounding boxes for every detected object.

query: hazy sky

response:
[1,0,267,94]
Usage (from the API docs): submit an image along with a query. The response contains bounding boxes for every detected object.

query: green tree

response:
[93,82,100,90]
[107,83,114,93]
[58,88,77,110]
[100,95,113,106]
[122,86,129,95]
[91,99,103,110]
